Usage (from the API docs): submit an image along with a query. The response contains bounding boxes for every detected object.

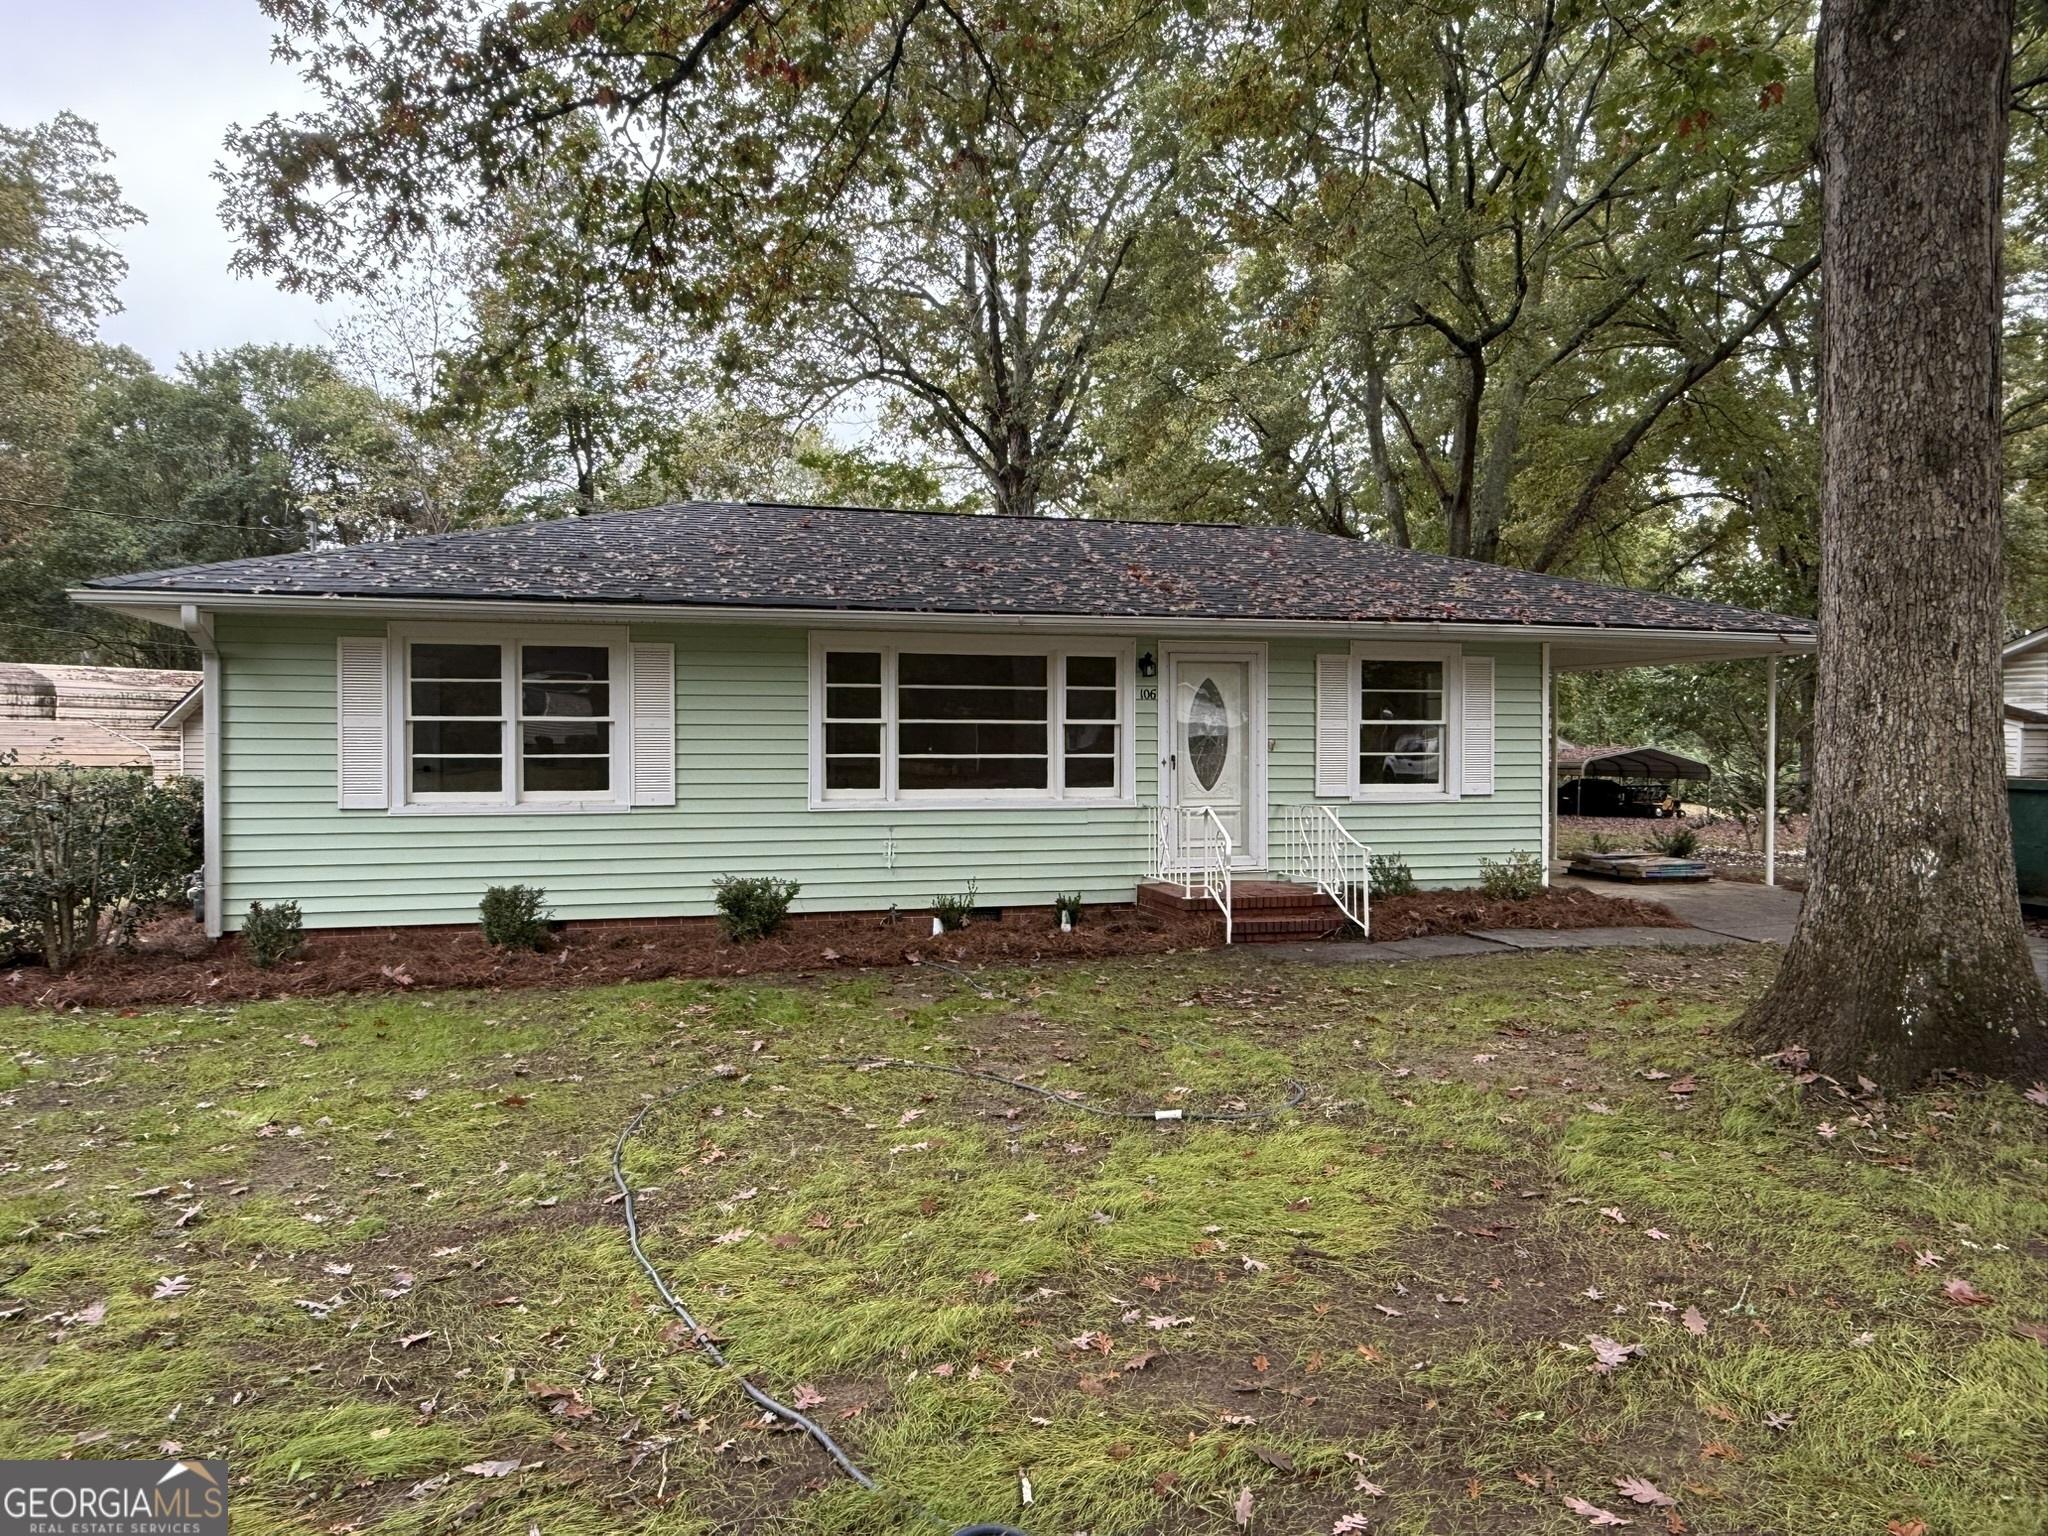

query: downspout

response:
[1541,642,1553,886]
[181,604,223,937]
[1764,656,1778,887]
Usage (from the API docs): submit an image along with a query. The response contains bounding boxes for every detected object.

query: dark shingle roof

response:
[85,501,1811,635]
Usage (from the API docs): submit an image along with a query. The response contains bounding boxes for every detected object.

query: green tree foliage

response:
[0,344,429,665]
[222,0,1191,517]
[0,114,141,593]
[0,760,202,972]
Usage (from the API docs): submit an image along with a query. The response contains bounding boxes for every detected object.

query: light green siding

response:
[212,614,1545,929]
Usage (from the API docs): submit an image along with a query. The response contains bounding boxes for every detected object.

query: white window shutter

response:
[1315,653,1353,797]
[336,636,389,809]
[629,643,676,807]
[1461,655,1496,796]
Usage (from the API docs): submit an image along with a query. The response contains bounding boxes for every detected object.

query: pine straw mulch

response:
[5,886,1679,1011]
[1363,884,1681,942]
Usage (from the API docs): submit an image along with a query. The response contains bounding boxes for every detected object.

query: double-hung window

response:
[1315,641,1493,801]
[335,626,674,813]
[400,633,622,807]
[815,637,1130,805]
[1359,658,1446,791]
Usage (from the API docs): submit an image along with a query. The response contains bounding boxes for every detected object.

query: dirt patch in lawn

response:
[1365,885,1681,941]
[8,888,1675,1012]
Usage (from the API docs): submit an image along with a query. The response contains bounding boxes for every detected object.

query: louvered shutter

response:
[1315,653,1353,797]
[1461,655,1496,796]
[337,636,389,809]
[629,643,676,806]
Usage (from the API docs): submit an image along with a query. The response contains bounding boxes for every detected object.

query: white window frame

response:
[388,622,634,814]
[1349,640,1464,803]
[807,631,1137,810]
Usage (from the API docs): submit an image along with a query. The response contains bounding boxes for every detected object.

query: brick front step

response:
[1235,913,1349,942]
[1138,879,1348,941]
[1139,879,1340,914]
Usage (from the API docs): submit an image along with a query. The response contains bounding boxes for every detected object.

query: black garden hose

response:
[610,1042,1307,1534]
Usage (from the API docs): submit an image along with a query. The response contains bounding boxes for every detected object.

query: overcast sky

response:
[1,0,349,371]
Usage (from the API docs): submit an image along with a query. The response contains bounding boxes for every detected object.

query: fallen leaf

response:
[151,1275,191,1301]
[1565,1495,1634,1526]
[1353,1475,1386,1496]
[1233,1487,1254,1528]
[1153,1470,1179,1497]
[1944,1278,1994,1305]
[1616,1476,1675,1506]
[1123,1351,1160,1372]
[1700,1441,1742,1463]
[1681,1306,1708,1338]
[399,1331,433,1349]
[1885,1522,1928,1536]
[1334,1517,1371,1534]
[2012,1321,2048,1346]
[462,1459,520,1478]
[1148,1315,1195,1331]
[1667,1074,1697,1095]
[2024,1083,2048,1107]
[1763,1412,1795,1431]
[792,1385,825,1410]
[1251,1445,1295,1472]
[1586,1335,1644,1373]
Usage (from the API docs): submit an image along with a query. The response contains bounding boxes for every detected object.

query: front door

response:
[1170,656,1255,863]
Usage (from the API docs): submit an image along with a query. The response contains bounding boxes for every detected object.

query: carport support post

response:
[1765,656,1778,887]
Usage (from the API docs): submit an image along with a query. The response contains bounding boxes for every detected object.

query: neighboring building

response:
[0,662,203,781]
[73,502,1813,936]
[2005,628,2048,776]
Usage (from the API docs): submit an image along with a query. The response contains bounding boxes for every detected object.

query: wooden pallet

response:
[1566,853,1710,883]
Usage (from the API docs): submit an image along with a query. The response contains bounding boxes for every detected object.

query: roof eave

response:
[70,588,1815,666]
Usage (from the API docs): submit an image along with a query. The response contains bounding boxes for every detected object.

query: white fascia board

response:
[68,588,1816,666]
[2004,626,2048,662]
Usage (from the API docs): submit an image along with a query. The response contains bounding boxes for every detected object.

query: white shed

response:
[2003,629,2048,776]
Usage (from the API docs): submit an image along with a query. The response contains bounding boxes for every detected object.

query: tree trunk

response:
[1744,0,2048,1086]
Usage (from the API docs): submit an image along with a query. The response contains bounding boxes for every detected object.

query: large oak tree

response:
[1743,0,2048,1086]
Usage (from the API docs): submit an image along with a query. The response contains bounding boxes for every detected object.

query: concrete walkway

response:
[1553,872,1802,943]
[1246,872,2048,983]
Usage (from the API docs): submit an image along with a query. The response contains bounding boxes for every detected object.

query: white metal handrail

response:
[1281,803,1370,936]
[1151,804,1234,943]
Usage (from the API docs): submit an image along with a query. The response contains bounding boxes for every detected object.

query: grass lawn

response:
[2,945,2043,1536]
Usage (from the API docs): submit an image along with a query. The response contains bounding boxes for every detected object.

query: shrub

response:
[242,900,305,968]
[1479,849,1545,900]
[479,884,552,949]
[1652,823,1701,858]
[0,759,202,971]
[1367,852,1416,898]
[713,875,801,941]
[931,879,980,932]
[1052,892,1083,930]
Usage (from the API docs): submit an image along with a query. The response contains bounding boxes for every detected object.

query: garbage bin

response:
[2010,780,2048,898]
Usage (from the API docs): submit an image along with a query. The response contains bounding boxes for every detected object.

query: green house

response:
[74,502,1812,939]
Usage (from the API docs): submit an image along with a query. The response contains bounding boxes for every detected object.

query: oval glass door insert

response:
[1187,677,1230,790]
